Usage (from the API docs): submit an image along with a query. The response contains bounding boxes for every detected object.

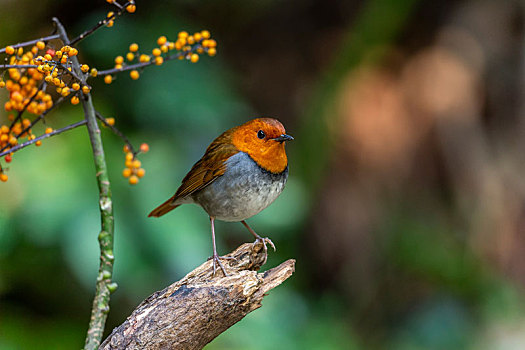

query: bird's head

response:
[231,118,293,174]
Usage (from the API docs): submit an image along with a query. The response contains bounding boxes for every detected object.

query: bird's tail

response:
[148,197,180,217]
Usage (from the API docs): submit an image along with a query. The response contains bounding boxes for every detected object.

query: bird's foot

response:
[209,254,233,277]
[252,236,276,265]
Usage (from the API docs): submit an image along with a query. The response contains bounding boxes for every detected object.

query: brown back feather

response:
[148,129,239,217]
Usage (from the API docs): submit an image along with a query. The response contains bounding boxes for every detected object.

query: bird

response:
[148,118,293,276]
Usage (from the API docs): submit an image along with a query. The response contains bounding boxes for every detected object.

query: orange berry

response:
[152,48,161,57]
[129,43,139,52]
[0,81,5,88]
[106,117,115,126]
[123,145,131,153]
[115,56,124,65]
[129,175,139,185]
[126,4,136,13]
[125,152,134,161]
[71,96,80,105]
[136,168,145,178]
[90,68,98,77]
[194,33,202,41]
[139,54,150,62]
[82,85,91,94]
[132,159,141,168]
[45,127,53,134]
[122,168,132,178]
[5,46,15,55]
[35,140,42,146]
[201,30,210,39]
[36,41,45,50]
[104,75,113,84]
[69,48,78,56]
[81,64,90,73]
[0,173,8,182]
[139,143,149,153]
[157,36,167,46]
[154,56,163,65]
[72,83,80,91]
[190,53,199,63]
[130,70,139,80]
[126,52,134,61]
[178,31,188,39]
[207,47,216,56]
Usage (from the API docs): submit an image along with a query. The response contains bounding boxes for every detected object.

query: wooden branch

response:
[100,242,296,350]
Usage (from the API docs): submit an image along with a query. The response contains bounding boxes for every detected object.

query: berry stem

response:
[0,34,60,54]
[69,1,135,46]
[95,111,136,155]
[53,17,115,350]
[95,44,207,76]
[0,119,87,158]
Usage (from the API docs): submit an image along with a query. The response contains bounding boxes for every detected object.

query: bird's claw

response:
[210,254,231,277]
[252,237,276,265]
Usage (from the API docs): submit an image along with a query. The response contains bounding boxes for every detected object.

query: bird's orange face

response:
[231,118,293,174]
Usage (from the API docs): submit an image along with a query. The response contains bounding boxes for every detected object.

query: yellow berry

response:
[5,46,15,55]
[201,30,210,39]
[154,56,163,65]
[157,36,167,46]
[139,54,150,62]
[132,159,141,168]
[72,83,80,91]
[107,0,114,3]
[130,70,139,80]
[187,36,195,45]
[82,85,91,94]
[45,127,53,134]
[136,168,145,178]
[71,96,80,104]
[69,48,78,56]
[35,140,42,146]
[126,4,136,13]
[194,33,202,41]
[115,56,124,65]
[36,41,45,50]
[122,168,132,178]
[0,173,8,182]
[129,43,139,52]
[178,31,188,39]
[104,75,113,84]
[125,152,134,161]
[190,53,199,63]
[81,64,89,73]
[104,117,114,126]
[207,47,216,56]
[90,68,98,77]
[0,81,5,88]
[126,52,134,61]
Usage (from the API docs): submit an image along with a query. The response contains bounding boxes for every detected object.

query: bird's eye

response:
[257,130,266,139]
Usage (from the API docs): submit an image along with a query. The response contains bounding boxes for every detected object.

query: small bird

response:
[149,118,293,276]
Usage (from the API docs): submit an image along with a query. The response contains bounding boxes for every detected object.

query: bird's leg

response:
[210,217,228,277]
[241,220,276,264]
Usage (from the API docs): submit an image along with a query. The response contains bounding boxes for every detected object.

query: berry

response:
[129,175,139,185]
[129,43,139,52]
[0,174,8,182]
[104,75,113,84]
[140,143,149,153]
[130,70,139,80]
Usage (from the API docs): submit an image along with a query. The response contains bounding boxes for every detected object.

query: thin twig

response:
[8,81,47,131]
[69,1,134,46]
[0,120,87,158]
[95,111,136,154]
[0,64,38,69]
[0,34,60,53]
[53,17,116,350]
[96,45,206,76]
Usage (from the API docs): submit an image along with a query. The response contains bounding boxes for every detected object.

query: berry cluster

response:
[102,30,217,83]
[122,143,149,185]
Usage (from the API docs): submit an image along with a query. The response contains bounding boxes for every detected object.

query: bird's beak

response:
[272,134,294,143]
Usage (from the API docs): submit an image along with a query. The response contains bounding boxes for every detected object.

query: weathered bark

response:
[100,242,295,350]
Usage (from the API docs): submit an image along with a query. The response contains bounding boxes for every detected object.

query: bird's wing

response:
[174,134,239,200]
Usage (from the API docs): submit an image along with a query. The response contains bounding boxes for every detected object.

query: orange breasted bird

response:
[149,118,293,276]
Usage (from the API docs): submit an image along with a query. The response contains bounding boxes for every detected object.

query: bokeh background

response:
[1,0,525,349]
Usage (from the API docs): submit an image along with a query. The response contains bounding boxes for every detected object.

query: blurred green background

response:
[2,0,525,349]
